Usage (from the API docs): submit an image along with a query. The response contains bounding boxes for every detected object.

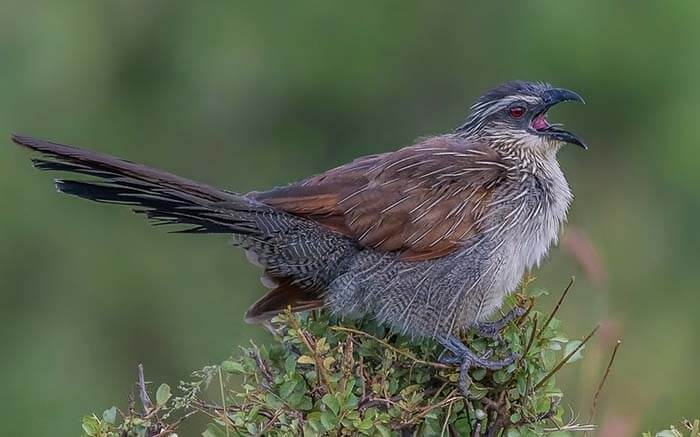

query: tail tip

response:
[11,132,26,142]
[11,133,39,149]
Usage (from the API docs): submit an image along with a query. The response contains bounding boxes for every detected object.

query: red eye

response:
[509,106,526,118]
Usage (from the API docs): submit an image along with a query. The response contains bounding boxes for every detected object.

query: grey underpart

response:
[318,154,569,341]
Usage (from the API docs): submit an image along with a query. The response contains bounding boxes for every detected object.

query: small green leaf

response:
[284,354,297,374]
[535,396,551,414]
[547,341,562,350]
[542,349,557,368]
[388,377,399,394]
[296,395,313,411]
[320,411,338,431]
[516,375,527,396]
[279,379,299,398]
[265,392,285,409]
[202,423,228,437]
[493,369,511,384]
[155,383,171,407]
[303,421,323,435]
[376,424,391,437]
[102,406,117,425]
[655,431,681,437]
[468,383,490,400]
[564,340,585,363]
[472,368,487,381]
[221,360,245,374]
[344,393,359,409]
[453,417,472,434]
[81,415,99,436]
[297,355,315,365]
[322,393,340,415]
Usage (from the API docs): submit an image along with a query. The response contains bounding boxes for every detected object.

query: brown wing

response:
[253,135,506,261]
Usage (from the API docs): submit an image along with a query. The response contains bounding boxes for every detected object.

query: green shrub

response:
[81,282,597,436]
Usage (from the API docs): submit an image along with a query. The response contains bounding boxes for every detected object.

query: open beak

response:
[531,88,587,149]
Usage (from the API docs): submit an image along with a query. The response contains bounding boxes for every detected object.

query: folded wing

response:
[254,136,507,261]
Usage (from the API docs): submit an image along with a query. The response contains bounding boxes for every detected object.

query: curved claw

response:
[438,335,521,397]
[437,349,461,365]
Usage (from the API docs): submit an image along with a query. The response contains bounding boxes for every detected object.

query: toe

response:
[513,307,527,318]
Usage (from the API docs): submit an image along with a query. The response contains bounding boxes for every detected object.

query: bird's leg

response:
[438,335,518,397]
[473,306,526,340]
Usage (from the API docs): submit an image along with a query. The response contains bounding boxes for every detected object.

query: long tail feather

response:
[12,134,348,322]
[12,134,262,234]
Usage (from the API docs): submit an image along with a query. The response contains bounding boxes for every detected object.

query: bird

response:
[10,80,586,395]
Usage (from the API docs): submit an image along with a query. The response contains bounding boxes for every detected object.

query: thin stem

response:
[137,364,153,413]
[538,277,575,339]
[440,399,454,437]
[518,314,538,366]
[533,324,599,391]
[588,340,622,424]
[218,367,231,437]
[331,326,451,369]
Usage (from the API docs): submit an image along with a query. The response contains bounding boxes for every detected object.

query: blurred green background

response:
[1,1,698,435]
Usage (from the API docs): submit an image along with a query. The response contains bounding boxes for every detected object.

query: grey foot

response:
[473,306,526,340]
[438,336,518,397]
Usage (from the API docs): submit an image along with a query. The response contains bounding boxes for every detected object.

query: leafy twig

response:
[533,324,599,391]
[287,309,334,393]
[538,277,575,339]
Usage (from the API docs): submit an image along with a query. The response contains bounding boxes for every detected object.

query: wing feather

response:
[254,136,506,261]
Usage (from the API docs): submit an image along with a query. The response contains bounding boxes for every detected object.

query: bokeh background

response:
[1,2,698,435]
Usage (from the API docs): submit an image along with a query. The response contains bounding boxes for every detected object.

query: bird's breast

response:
[488,163,572,293]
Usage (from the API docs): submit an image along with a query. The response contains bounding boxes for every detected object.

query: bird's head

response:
[457,80,586,152]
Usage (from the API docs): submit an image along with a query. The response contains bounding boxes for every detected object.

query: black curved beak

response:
[538,88,587,149]
[542,88,585,106]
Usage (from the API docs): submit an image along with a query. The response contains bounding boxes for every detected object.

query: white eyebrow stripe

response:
[470,94,543,120]
[509,94,541,104]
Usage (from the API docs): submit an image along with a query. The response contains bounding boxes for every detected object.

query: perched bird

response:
[11,80,585,395]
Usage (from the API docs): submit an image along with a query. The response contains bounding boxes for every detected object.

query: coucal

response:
[11,80,586,394]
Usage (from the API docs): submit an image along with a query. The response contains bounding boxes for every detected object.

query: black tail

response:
[12,134,266,234]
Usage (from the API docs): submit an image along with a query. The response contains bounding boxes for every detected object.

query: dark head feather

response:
[456,80,552,135]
